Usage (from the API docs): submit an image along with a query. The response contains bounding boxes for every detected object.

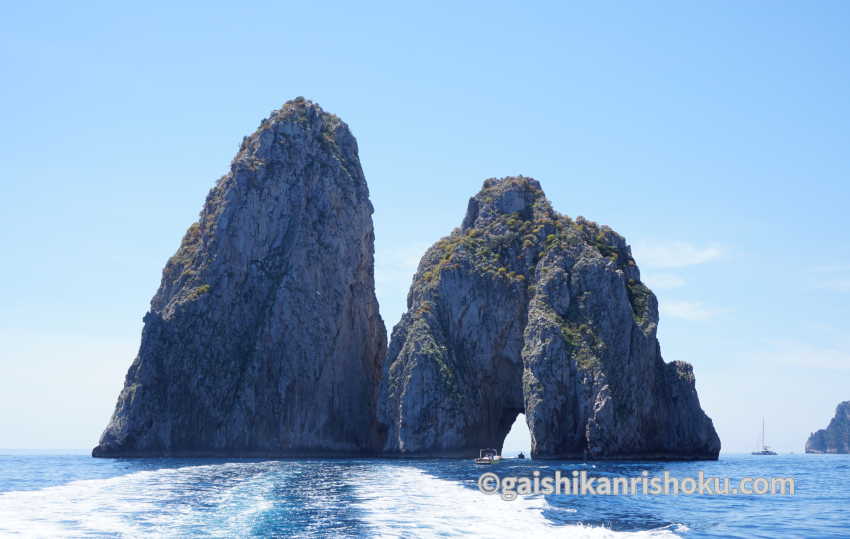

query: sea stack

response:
[93,98,387,457]
[806,401,850,454]
[377,177,720,459]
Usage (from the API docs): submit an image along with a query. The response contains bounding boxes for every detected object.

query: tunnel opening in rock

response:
[377,176,721,460]
[500,412,531,457]
[480,353,526,456]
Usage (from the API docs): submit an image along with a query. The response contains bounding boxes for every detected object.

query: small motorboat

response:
[474,448,501,464]
[517,452,526,459]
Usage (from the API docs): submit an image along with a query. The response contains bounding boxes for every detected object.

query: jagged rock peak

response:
[408,176,646,329]
[806,401,850,454]
[379,176,719,460]
[94,97,386,457]
[459,176,635,277]
[238,97,350,153]
[461,176,550,229]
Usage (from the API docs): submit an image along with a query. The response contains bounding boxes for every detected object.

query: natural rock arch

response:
[377,177,720,460]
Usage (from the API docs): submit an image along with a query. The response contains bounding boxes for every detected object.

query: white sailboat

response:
[752,417,778,455]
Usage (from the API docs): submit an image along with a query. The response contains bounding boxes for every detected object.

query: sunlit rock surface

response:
[377,177,720,460]
[94,98,387,457]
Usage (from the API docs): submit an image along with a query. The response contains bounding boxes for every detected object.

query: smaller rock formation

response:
[806,401,850,454]
[377,176,720,460]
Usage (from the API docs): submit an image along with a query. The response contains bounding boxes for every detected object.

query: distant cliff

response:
[93,98,387,457]
[806,401,850,454]
[377,177,720,459]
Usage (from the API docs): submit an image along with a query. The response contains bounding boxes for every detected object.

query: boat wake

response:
[0,460,683,537]
[352,466,681,538]
[0,461,278,536]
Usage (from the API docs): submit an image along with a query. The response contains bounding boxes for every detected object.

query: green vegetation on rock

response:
[626,278,652,325]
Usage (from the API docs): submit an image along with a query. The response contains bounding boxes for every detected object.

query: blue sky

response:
[1,1,848,453]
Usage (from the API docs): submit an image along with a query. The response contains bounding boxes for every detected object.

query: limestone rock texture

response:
[377,176,720,459]
[806,401,850,454]
[93,98,387,457]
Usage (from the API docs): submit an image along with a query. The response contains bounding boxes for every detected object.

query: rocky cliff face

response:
[377,177,720,459]
[93,98,387,457]
[806,401,850,454]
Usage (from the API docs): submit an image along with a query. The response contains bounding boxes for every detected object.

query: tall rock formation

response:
[806,401,850,454]
[94,98,387,457]
[378,176,720,459]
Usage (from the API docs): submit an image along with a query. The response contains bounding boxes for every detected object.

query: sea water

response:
[0,453,846,537]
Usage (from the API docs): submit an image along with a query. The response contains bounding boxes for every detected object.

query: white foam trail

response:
[0,462,685,537]
[0,461,277,537]
[352,466,680,538]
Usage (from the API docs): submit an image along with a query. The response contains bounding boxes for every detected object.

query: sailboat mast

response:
[762,417,765,448]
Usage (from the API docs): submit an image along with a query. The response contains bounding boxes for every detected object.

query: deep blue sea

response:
[0,453,846,537]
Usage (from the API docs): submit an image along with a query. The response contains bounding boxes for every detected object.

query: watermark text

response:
[477,470,795,501]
